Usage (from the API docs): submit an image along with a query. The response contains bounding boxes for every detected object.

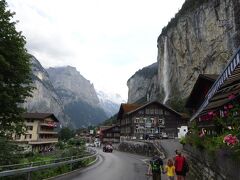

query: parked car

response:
[161,132,168,139]
[103,144,113,152]
[149,134,156,140]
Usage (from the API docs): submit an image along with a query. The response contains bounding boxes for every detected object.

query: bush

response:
[68,138,85,146]
[179,137,186,145]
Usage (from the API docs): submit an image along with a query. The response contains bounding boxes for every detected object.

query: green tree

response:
[59,127,75,141]
[0,0,32,137]
[0,137,23,165]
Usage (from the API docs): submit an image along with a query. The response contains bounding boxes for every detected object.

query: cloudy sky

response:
[7,0,185,100]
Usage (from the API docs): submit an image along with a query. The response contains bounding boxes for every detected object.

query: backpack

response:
[183,159,189,173]
[150,159,161,173]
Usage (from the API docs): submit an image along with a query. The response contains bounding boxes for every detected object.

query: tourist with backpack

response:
[174,150,188,180]
[147,154,164,180]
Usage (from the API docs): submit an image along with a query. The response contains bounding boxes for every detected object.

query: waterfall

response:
[163,37,170,104]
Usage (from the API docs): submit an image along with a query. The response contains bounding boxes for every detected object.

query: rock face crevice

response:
[157,0,239,101]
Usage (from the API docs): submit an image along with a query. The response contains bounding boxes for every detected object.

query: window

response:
[135,117,139,123]
[155,109,159,114]
[24,134,32,139]
[138,110,144,115]
[27,119,34,123]
[159,118,165,125]
[159,109,163,115]
[143,118,147,123]
[27,126,33,131]
[15,134,21,140]
[165,111,170,115]
[150,109,154,114]
[145,109,150,114]
[151,118,154,124]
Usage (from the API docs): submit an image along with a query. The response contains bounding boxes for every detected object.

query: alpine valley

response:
[24,56,125,128]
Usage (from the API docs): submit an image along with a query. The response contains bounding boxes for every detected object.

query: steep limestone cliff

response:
[47,66,99,106]
[23,56,70,127]
[47,67,107,127]
[157,0,240,102]
[127,63,160,103]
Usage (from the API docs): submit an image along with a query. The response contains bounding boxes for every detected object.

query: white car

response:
[161,132,168,139]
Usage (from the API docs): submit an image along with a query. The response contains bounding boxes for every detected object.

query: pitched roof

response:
[117,103,141,119]
[101,125,120,133]
[185,74,219,108]
[121,104,141,113]
[22,113,59,122]
[190,47,240,121]
[127,101,182,117]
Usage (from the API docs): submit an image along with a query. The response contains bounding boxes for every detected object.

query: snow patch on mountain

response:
[97,90,126,117]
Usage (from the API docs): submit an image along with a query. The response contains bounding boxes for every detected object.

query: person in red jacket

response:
[174,150,186,180]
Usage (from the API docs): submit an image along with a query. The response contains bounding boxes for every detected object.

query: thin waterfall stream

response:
[163,37,170,104]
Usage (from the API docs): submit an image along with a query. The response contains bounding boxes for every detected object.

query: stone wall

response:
[183,144,240,180]
[118,141,162,157]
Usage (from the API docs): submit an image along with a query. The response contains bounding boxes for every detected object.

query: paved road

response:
[157,139,183,158]
[54,149,151,180]
[53,140,182,180]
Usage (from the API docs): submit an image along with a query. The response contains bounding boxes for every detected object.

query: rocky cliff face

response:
[23,56,70,126]
[47,67,107,127]
[47,66,99,106]
[127,63,160,103]
[157,0,240,102]
[128,0,240,104]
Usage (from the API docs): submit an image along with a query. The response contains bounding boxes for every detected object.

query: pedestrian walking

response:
[147,153,164,180]
[164,159,175,180]
[174,150,188,180]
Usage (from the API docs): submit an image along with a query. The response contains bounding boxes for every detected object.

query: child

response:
[165,159,175,180]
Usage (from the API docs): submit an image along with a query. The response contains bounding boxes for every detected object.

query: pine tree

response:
[0,0,32,137]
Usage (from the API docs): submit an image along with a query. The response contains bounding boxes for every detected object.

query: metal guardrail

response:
[0,148,98,178]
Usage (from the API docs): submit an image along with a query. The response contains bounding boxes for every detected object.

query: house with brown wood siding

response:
[117,101,183,140]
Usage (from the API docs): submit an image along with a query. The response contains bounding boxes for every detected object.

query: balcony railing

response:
[28,138,58,144]
[38,130,58,134]
[40,122,57,127]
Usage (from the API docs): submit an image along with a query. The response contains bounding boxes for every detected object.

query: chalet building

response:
[117,101,183,140]
[185,74,218,113]
[100,125,120,144]
[189,48,240,132]
[12,113,59,152]
[98,126,111,139]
